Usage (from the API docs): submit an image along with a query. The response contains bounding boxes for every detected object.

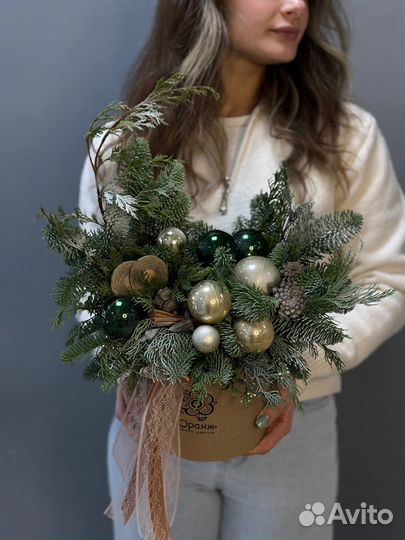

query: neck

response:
[219,52,266,117]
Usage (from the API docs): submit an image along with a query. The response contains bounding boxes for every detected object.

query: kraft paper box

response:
[177,376,273,461]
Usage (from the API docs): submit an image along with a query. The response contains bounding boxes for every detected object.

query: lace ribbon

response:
[104,375,187,540]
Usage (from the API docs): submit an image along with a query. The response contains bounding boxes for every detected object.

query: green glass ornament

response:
[101,297,143,339]
[197,229,237,263]
[233,229,269,259]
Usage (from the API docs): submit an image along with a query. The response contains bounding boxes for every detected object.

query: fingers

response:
[248,402,294,455]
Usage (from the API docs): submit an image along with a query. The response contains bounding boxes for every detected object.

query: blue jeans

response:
[106,394,338,540]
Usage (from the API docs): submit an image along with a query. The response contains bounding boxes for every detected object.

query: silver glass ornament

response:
[233,318,275,353]
[157,227,187,255]
[187,280,231,324]
[233,256,281,293]
[192,325,220,353]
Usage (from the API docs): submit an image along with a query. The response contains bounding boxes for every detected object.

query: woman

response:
[77,1,405,538]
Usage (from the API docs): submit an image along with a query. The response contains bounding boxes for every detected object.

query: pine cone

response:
[154,287,179,312]
[281,260,305,278]
[272,278,306,319]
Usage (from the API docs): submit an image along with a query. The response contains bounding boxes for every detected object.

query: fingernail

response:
[255,414,270,429]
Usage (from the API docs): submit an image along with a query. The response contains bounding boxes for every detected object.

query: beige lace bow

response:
[104,375,187,540]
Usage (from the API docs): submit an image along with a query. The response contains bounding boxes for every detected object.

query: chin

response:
[250,42,298,65]
[260,54,297,65]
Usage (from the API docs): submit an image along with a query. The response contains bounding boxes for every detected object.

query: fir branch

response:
[232,215,251,233]
[143,328,197,383]
[246,163,294,238]
[328,281,395,312]
[40,206,88,265]
[70,207,103,226]
[85,72,220,215]
[237,354,283,406]
[288,209,364,261]
[173,263,212,296]
[65,314,102,346]
[84,341,133,392]
[216,316,245,358]
[297,247,395,314]
[285,201,315,232]
[188,351,234,406]
[319,344,346,373]
[188,364,215,406]
[123,318,154,359]
[60,329,106,363]
[83,219,123,261]
[237,352,303,409]
[111,136,155,191]
[51,273,88,321]
[208,246,236,284]
[204,350,234,384]
[268,241,291,267]
[182,219,212,243]
[269,335,311,381]
[294,265,326,298]
[229,282,279,322]
[273,313,349,346]
[82,355,103,382]
[51,265,110,316]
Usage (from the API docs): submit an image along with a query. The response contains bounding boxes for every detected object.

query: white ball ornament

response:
[187,280,231,324]
[192,325,220,353]
[233,256,281,293]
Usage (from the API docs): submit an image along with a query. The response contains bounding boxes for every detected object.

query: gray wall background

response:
[0,1,403,539]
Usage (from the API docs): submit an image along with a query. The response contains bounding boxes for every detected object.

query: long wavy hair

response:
[117,0,358,208]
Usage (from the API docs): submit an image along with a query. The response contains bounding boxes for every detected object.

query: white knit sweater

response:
[77,100,405,401]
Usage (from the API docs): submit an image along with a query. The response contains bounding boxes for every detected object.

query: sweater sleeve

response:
[74,154,103,323]
[74,123,118,323]
[302,109,405,380]
[77,153,103,233]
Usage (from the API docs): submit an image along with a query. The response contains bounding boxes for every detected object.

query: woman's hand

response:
[247,385,295,456]
[114,382,128,422]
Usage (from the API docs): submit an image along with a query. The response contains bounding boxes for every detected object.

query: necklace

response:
[218,114,253,215]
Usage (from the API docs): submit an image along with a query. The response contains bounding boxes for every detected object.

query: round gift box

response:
[177,375,275,461]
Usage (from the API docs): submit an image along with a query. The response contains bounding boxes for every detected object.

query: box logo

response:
[180,389,218,434]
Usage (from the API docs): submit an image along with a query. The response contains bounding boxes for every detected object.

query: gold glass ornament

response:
[187,280,231,324]
[233,318,275,353]
[233,256,281,293]
[111,255,168,296]
[191,325,220,353]
[157,227,187,255]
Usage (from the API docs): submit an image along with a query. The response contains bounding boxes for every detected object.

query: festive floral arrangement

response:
[39,73,394,539]
[40,73,393,409]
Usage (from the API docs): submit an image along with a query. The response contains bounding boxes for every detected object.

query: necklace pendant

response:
[219,175,231,215]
